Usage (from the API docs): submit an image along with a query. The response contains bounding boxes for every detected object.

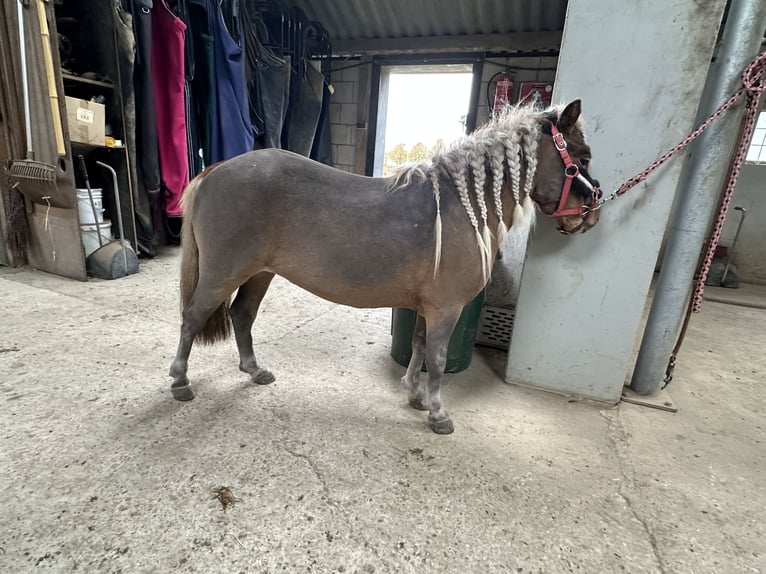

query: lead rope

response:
[600,52,766,210]
[691,55,765,313]
[603,51,765,388]
[592,52,764,388]
[663,54,764,388]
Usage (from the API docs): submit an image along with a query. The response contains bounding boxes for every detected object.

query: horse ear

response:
[557,99,582,133]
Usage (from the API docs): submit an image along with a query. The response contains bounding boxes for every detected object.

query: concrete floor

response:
[1,248,764,574]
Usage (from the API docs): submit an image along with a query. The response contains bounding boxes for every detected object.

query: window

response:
[746,111,766,164]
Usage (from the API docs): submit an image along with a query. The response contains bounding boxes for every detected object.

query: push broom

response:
[8,0,70,208]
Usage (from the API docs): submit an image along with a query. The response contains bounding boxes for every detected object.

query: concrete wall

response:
[719,163,766,284]
[505,0,727,402]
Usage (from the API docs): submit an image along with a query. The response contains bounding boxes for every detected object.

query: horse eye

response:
[581,158,590,168]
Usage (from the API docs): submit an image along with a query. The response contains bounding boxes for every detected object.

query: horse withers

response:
[169,99,601,434]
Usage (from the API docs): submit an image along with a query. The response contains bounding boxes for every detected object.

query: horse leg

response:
[423,309,462,434]
[169,280,232,401]
[402,314,428,411]
[229,272,276,385]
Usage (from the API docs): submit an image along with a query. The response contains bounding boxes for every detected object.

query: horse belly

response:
[271,247,422,309]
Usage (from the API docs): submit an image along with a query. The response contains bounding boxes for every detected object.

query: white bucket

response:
[77,188,104,224]
[80,219,113,257]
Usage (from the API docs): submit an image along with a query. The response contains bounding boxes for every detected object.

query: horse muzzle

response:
[556,200,601,235]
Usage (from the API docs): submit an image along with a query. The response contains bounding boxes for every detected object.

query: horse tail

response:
[179,163,232,345]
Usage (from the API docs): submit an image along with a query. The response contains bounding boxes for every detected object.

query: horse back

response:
[190,150,481,309]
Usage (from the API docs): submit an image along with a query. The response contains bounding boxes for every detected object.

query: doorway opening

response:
[373,65,474,177]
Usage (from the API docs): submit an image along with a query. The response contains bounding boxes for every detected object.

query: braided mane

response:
[388,104,559,281]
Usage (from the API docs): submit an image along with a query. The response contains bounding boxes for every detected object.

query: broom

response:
[7,0,67,207]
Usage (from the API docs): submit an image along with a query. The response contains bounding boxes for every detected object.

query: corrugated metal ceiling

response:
[284,0,568,53]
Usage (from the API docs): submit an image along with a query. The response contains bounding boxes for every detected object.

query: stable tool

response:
[80,161,138,279]
[721,206,747,287]
[7,0,71,208]
[36,0,65,155]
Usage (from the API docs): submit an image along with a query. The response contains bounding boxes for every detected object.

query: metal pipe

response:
[464,59,484,135]
[721,206,747,286]
[96,161,129,271]
[17,0,33,159]
[630,0,766,395]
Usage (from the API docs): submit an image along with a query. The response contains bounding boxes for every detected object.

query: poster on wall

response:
[518,82,554,110]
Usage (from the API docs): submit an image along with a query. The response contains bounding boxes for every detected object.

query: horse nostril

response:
[593,179,601,188]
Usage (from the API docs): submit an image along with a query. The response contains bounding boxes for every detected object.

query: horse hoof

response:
[171,384,196,401]
[252,369,276,386]
[429,417,455,435]
[408,396,428,411]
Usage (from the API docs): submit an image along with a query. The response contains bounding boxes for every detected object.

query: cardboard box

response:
[65,96,106,146]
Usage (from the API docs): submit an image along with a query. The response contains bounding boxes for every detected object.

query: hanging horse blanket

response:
[151,0,189,217]
[190,0,253,164]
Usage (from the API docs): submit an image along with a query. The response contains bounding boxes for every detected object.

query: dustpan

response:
[86,240,139,279]
[77,157,138,279]
[7,0,72,209]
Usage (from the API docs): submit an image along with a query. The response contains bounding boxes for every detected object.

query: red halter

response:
[547,122,602,233]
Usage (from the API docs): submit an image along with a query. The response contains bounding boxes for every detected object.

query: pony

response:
[169,99,601,434]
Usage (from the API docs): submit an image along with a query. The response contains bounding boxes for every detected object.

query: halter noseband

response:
[547,122,602,234]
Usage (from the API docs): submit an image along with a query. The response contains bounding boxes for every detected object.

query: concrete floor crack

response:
[262,400,335,503]
[600,409,668,574]
[280,443,335,504]
[258,305,339,345]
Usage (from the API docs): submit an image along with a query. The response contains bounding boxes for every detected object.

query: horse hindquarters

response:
[170,262,273,398]
[170,274,237,400]
[170,172,238,400]
[229,272,276,385]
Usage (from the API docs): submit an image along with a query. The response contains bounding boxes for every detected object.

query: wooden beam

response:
[333,32,562,56]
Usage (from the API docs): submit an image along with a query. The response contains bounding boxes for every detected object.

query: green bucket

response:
[390,291,486,373]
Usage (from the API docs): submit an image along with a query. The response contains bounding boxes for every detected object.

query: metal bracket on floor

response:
[620,387,678,413]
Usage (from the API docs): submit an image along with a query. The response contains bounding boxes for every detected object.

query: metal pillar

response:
[630,0,766,395]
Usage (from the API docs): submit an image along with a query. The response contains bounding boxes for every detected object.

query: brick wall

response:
[328,64,364,173]
[326,57,558,175]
